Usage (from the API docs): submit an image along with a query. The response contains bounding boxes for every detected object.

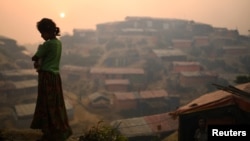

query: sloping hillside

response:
[0,36,32,70]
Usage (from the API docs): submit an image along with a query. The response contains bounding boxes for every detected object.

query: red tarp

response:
[170,83,250,118]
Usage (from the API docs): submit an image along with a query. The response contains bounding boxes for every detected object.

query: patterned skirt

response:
[30,71,72,141]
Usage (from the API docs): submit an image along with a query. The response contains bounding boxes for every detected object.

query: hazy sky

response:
[1,0,250,45]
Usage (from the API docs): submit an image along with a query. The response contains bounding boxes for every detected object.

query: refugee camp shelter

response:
[170,82,250,141]
[14,99,74,128]
[88,92,110,108]
[111,112,178,141]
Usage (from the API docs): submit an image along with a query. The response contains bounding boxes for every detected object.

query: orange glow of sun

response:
[60,12,65,18]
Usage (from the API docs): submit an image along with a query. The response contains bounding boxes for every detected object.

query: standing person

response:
[31,18,72,141]
[194,117,207,141]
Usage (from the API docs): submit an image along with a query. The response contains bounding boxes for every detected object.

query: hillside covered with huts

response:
[0,16,250,140]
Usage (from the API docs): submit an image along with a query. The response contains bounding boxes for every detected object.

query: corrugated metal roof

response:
[62,65,89,71]
[170,83,250,117]
[180,71,217,77]
[111,112,178,137]
[111,117,152,137]
[240,83,250,93]
[90,67,144,75]
[88,92,109,102]
[193,36,209,39]
[139,91,153,99]
[152,89,169,97]
[172,61,200,66]
[105,79,130,85]
[152,49,186,57]
[113,92,137,100]
[13,79,37,89]
[114,90,168,100]
[139,90,168,99]
[122,28,144,32]
[1,69,37,77]
[15,100,73,118]
[173,90,232,116]
[172,39,192,43]
[14,103,36,119]
[144,113,178,133]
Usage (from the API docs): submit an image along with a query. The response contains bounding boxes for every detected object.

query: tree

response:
[234,75,250,84]
[240,55,250,72]
[144,58,164,82]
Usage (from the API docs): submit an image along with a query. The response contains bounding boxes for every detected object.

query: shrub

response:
[79,121,128,141]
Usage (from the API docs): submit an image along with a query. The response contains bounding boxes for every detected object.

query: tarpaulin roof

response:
[170,83,250,118]
[113,89,168,101]
[90,67,144,75]
[111,112,178,137]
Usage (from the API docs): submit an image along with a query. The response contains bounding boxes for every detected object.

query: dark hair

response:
[37,18,60,36]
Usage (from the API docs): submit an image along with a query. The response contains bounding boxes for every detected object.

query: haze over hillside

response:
[0,16,250,141]
[1,0,250,44]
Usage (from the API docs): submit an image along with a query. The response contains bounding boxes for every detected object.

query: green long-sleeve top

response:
[32,38,62,74]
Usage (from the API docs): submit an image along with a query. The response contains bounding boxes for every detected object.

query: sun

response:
[60,12,65,18]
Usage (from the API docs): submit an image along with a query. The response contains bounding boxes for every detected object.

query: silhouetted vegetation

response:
[240,55,250,72]
[199,58,239,72]
[234,75,250,84]
[79,121,128,141]
[144,58,164,82]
